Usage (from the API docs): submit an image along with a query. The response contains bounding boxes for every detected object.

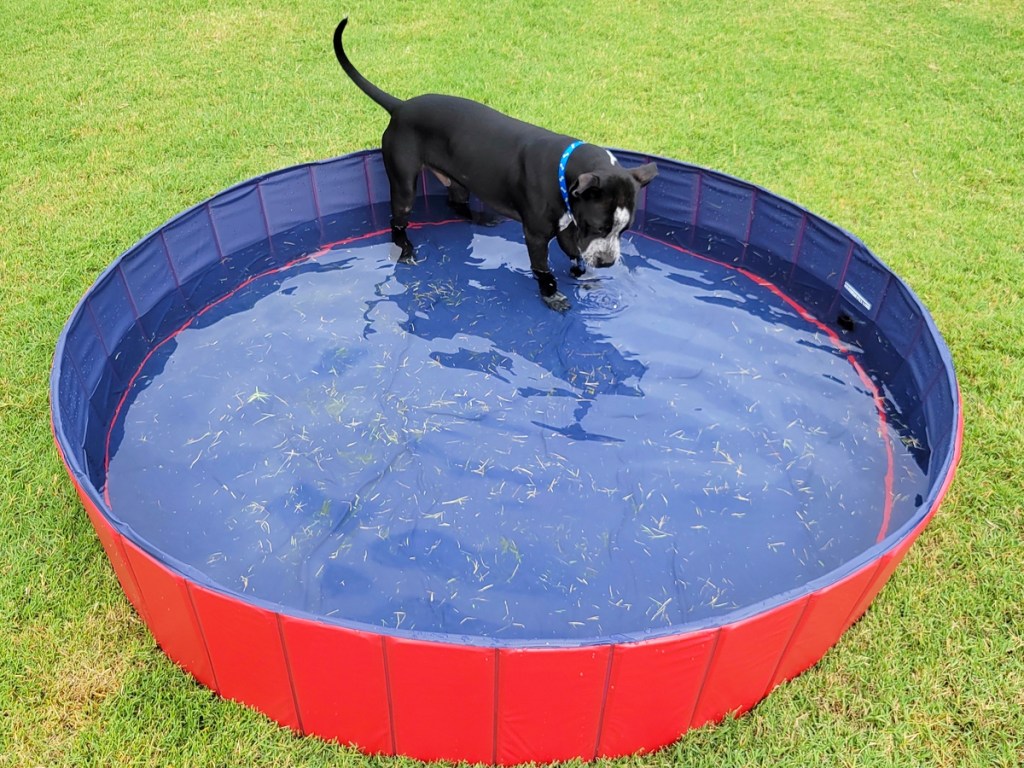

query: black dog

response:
[333,18,657,311]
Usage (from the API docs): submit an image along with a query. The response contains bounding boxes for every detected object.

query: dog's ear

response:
[630,163,658,188]
[572,173,600,197]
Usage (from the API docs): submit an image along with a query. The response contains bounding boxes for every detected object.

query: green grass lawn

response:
[2,0,1022,765]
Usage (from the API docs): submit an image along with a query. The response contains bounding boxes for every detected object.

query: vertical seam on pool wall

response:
[158,230,191,313]
[871,273,891,323]
[158,230,182,289]
[492,649,501,765]
[689,171,704,249]
[905,314,928,362]
[362,155,379,230]
[381,636,397,755]
[309,166,325,244]
[184,581,222,695]
[880,313,927,394]
[839,558,887,631]
[419,168,430,217]
[84,299,115,372]
[116,264,143,331]
[827,240,857,318]
[685,628,722,730]
[763,595,812,697]
[63,343,88,415]
[788,212,809,282]
[206,202,226,264]
[741,187,758,266]
[275,613,306,734]
[106,517,150,632]
[255,182,275,260]
[914,361,947,424]
[592,645,616,760]
[65,343,100,448]
[897,354,950,475]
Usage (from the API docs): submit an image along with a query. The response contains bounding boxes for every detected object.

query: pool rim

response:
[50,148,964,653]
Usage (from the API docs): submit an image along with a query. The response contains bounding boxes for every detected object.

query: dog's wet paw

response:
[392,243,418,264]
[542,291,572,312]
[447,201,473,220]
[569,264,586,278]
[472,211,502,228]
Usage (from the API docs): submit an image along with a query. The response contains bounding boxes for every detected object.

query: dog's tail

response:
[333,17,402,114]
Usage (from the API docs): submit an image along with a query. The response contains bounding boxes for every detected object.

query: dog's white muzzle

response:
[581,206,630,268]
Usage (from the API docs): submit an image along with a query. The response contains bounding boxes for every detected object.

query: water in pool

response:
[105,211,929,640]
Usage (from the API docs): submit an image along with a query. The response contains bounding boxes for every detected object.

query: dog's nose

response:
[594,255,618,268]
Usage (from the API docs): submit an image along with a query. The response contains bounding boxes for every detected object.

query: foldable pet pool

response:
[51,149,961,763]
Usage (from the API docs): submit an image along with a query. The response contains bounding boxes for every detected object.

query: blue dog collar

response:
[558,140,585,223]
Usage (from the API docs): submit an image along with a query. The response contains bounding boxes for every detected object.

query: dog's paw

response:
[472,210,502,228]
[447,201,473,220]
[569,263,586,278]
[392,243,418,264]
[542,291,572,312]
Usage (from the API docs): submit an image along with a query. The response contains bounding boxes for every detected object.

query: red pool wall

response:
[60,398,961,764]
[52,150,964,763]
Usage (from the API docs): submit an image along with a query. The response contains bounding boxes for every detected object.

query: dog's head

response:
[567,162,658,268]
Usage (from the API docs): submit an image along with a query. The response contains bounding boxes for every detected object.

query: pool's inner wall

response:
[52,150,961,763]
[57,151,955,496]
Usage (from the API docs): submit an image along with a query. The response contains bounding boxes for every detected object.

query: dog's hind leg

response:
[430,171,500,227]
[444,177,473,220]
[446,179,501,227]
[382,129,420,263]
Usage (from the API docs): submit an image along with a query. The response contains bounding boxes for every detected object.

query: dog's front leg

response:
[526,231,570,312]
[556,225,586,278]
